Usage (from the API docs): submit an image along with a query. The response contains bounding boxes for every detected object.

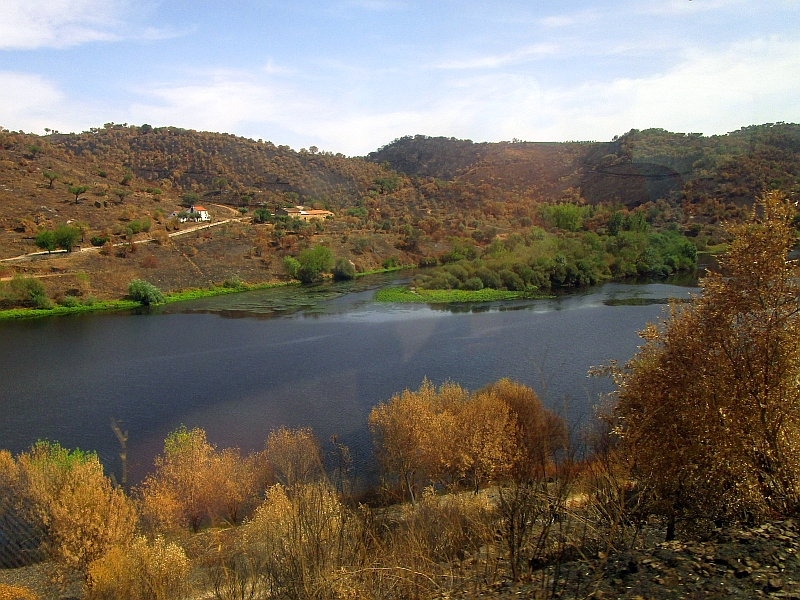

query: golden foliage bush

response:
[87,536,190,600]
[369,379,553,502]
[139,426,262,532]
[11,442,137,576]
[240,481,358,599]
[265,427,323,489]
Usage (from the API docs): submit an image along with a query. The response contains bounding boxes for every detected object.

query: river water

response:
[0,272,700,484]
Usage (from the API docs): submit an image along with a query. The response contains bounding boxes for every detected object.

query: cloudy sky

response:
[0,0,798,155]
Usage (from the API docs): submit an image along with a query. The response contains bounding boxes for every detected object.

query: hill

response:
[0,122,798,310]
[368,124,800,208]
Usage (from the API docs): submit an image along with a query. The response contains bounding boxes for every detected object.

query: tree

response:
[35,230,56,253]
[283,256,300,279]
[609,191,800,532]
[42,170,59,189]
[113,189,131,204]
[265,427,323,489]
[53,225,80,252]
[68,185,88,204]
[296,245,334,283]
[139,426,216,532]
[127,279,165,305]
[369,380,446,504]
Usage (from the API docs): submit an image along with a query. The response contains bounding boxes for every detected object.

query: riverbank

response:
[0,265,416,320]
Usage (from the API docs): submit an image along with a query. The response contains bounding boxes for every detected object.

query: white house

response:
[171,205,211,222]
[188,205,210,221]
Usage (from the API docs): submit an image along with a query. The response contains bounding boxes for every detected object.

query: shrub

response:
[127,279,164,305]
[265,427,323,489]
[1,275,51,309]
[297,245,334,283]
[87,536,190,600]
[14,442,137,577]
[382,256,399,269]
[332,257,355,280]
[461,277,484,291]
[418,256,438,268]
[140,255,158,269]
[59,295,81,308]
[283,256,300,279]
[34,230,56,253]
[0,584,38,600]
[90,235,109,247]
[222,275,243,289]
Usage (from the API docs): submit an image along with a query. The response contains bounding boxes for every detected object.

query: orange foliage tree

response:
[609,191,800,534]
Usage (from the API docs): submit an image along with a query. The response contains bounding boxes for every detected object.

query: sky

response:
[0,0,798,155]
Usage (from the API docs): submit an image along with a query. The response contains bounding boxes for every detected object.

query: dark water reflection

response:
[0,273,699,485]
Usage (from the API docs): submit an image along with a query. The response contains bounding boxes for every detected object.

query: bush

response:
[59,295,81,308]
[297,246,334,283]
[34,229,56,252]
[90,235,109,247]
[140,255,158,269]
[418,256,438,268]
[223,276,243,289]
[1,275,51,309]
[127,279,165,305]
[283,256,300,279]
[12,442,138,577]
[461,277,484,291]
[332,257,356,280]
[382,256,399,269]
[87,536,190,600]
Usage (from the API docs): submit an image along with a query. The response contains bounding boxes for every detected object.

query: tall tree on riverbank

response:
[609,191,800,532]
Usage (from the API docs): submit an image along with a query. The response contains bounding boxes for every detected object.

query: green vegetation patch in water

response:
[375,286,541,304]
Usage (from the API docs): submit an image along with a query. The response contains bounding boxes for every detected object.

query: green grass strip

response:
[375,286,543,304]
[0,299,141,320]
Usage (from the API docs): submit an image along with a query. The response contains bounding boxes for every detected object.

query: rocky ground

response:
[480,518,800,599]
[2,519,799,599]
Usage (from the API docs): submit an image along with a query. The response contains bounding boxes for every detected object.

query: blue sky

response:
[1,0,798,155]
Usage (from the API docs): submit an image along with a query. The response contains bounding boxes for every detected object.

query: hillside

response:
[0,122,798,310]
[368,124,800,208]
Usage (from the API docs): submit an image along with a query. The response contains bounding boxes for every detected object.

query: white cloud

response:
[0,0,178,50]
[0,71,66,130]
[435,44,559,70]
[527,36,800,141]
[0,0,125,49]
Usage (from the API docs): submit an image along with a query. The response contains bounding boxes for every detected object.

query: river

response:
[0,272,700,484]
